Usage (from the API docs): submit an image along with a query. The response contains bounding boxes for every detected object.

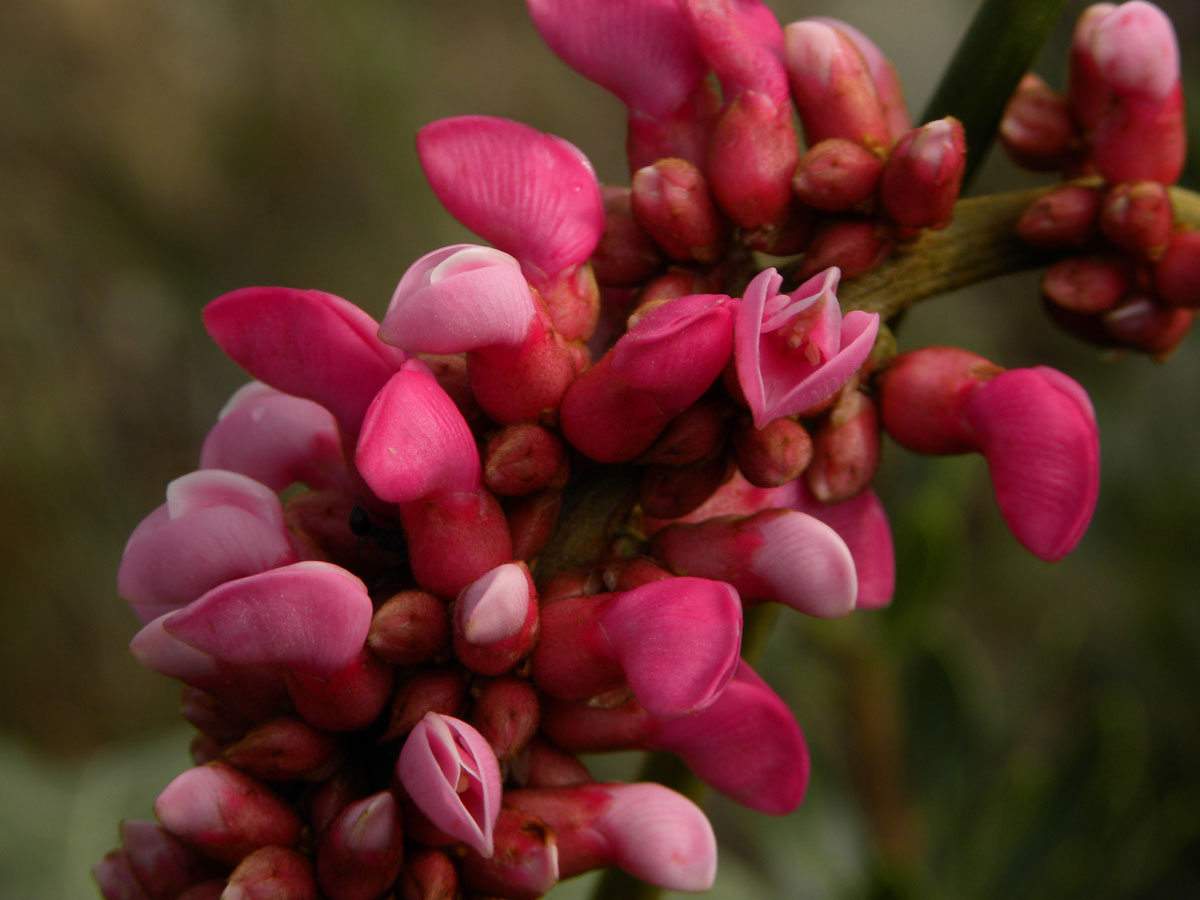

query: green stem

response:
[840,182,1200,320]
[921,0,1071,186]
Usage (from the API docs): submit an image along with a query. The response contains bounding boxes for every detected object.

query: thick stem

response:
[839,183,1200,320]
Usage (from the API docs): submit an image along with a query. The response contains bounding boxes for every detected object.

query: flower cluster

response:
[95,2,1115,899]
[1001,1,1196,355]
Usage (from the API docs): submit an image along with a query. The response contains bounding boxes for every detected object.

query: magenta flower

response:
[118,469,297,623]
[734,267,879,428]
[203,287,405,436]
[199,382,350,493]
[503,782,717,891]
[397,713,502,857]
[532,575,742,717]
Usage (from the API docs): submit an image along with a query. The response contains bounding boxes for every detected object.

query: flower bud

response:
[1154,230,1200,308]
[879,118,967,229]
[1102,296,1194,356]
[1099,180,1174,258]
[797,219,893,281]
[469,677,541,761]
[484,424,567,496]
[397,847,458,900]
[792,139,884,212]
[315,792,405,900]
[368,590,450,667]
[223,716,343,782]
[452,563,540,676]
[286,648,393,733]
[93,850,152,900]
[591,186,665,287]
[456,807,560,899]
[732,415,813,488]
[804,389,881,503]
[1015,184,1102,248]
[706,90,800,230]
[637,395,730,467]
[784,20,890,150]
[1042,255,1131,313]
[397,713,502,857]
[382,668,469,743]
[999,73,1077,172]
[639,449,732,519]
[153,763,302,865]
[224,847,316,900]
[631,158,726,262]
[504,488,563,560]
[119,820,219,900]
[509,737,594,789]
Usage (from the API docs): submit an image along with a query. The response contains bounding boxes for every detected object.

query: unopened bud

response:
[798,219,893,280]
[469,677,541,761]
[93,850,152,900]
[315,792,405,900]
[1154,230,1200,308]
[382,668,469,743]
[792,139,884,212]
[1099,180,1174,258]
[631,158,726,263]
[119,820,219,900]
[286,648,393,733]
[509,736,594,789]
[999,73,1077,172]
[368,590,449,667]
[1016,184,1102,248]
[706,90,799,230]
[638,396,730,467]
[484,424,568,496]
[732,415,813,488]
[456,807,560,899]
[1102,296,1194,356]
[223,716,344,783]
[225,847,316,900]
[589,186,665,287]
[452,563,540,676]
[397,847,458,900]
[879,117,967,229]
[1042,255,1131,313]
[504,488,562,560]
[640,448,732,520]
[805,390,880,503]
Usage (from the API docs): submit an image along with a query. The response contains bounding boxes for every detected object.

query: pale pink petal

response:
[600,577,742,717]
[458,563,532,646]
[417,117,604,281]
[751,509,858,616]
[963,368,1100,561]
[380,245,537,353]
[792,485,895,608]
[162,562,373,677]
[526,0,708,118]
[356,360,482,503]
[1090,1,1179,101]
[200,383,347,492]
[597,784,718,892]
[203,287,405,435]
[118,471,295,623]
[398,713,502,857]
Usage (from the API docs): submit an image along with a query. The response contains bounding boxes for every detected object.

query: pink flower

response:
[199,382,349,493]
[504,782,717,891]
[118,470,297,623]
[203,287,405,436]
[734,267,879,428]
[397,713,502,857]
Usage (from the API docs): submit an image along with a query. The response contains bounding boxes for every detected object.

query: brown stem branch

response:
[839,182,1200,320]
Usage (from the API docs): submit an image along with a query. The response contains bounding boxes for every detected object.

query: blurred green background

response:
[1,1,1197,897]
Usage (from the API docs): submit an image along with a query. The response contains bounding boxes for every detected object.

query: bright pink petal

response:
[200,382,348,492]
[417,116,604,281]
[963,368,1100,561]
[458,563,533,646]
[600,577,742,717]
[792,484,895,608]
[657,661,809,814]
[683,0,788,107]
[526,0,708,118]
[356,359,482,503]
[203,287,404,436]
[398,713,502,857]
[380,244,537,353]
[1090,1,1179,101]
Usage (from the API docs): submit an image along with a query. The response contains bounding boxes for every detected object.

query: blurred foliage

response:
[0,1,1198,899]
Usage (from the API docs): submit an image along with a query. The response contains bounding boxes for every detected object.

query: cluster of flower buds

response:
[1001,1,1196,355]
[97,2,1110,898]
